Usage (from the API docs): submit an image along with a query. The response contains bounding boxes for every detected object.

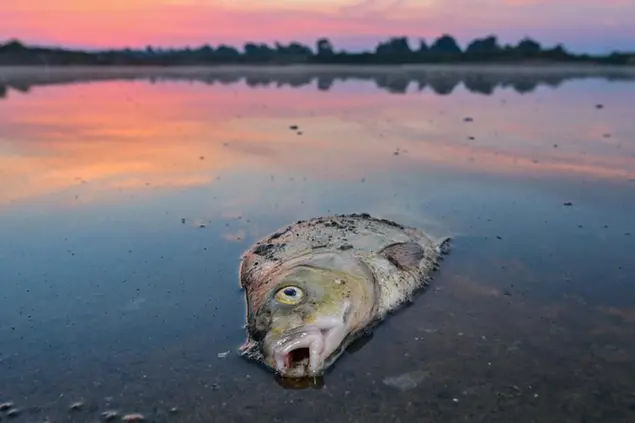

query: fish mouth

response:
[272,321,346,378]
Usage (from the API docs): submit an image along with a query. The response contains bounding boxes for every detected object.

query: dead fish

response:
[238,213,450,378]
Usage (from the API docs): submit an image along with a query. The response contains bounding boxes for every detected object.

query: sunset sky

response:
[1,0,633,54]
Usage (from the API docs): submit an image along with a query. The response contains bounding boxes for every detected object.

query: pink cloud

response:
[0,0,633,52]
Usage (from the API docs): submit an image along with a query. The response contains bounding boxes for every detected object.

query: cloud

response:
[1,0,633,52]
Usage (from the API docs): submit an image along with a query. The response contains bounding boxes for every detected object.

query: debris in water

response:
[382,370,430,391]
[217,350,230,359]
[563,202,573,206]
[0,402,14,411]
[289,125,299,130]
[595,104,604,109]
[69,401,84,411]
[463,117,474,122]
[6,408,20,418]
[101,410,119,421]
[122,413,145,422]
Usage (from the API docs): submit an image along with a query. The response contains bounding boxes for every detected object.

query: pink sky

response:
[1,0,634,53]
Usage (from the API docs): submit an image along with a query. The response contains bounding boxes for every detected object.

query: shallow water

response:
[1,66,634,423]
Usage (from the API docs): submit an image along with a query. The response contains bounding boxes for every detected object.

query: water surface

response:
[1,66,634,423]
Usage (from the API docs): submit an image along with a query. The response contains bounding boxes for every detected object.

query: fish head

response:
[248,264,375,378]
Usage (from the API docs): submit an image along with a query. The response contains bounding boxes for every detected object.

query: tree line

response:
[0,34,633,66]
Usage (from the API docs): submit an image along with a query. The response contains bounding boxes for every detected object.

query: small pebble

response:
[101,410,119,422]
[0,402,14,411]
[102,410,119,421]
[122,413,145,422]
[70,401,84,411]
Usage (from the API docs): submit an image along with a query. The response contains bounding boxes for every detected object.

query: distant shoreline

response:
[1,63,635,77]
[2,37,634,69]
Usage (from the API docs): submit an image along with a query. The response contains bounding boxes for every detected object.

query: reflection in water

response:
[0,68,634,208]
[0,68,634,422]
[1,65,635,98]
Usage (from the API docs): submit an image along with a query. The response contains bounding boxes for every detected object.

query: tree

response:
[214,45,241,61]
[430,34,462,54]
[244,43,274,61]
[316,38,334,56]
[516,38,542,55]
[0,39,26,51]
[465,35,501,54]
[375,37,412,56]
[418,39,429,53]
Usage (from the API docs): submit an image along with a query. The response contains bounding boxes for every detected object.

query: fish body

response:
[238,213,450,378]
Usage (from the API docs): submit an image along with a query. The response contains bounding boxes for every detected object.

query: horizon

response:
[2,1,634,55]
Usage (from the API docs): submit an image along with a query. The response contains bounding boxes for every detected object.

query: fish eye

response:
[274,286,304,305]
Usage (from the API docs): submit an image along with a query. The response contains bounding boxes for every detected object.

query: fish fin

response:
[436,237,452,255]
[238,338,263,360]
[379,242,425,270]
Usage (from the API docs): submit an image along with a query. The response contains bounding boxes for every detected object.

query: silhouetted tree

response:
[0,39,26,53]
[375,37,412,56]
[430,34,462,54]
[244,43,274,62]
[466,35,501,54]
[417,39,429,53]
[516,38,542,55]
[214,45,241,62]
[316,38,334,57]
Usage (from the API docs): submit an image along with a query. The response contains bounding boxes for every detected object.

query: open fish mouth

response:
[272,322,345,378]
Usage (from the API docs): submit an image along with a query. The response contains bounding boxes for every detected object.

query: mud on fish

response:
[238,213,451,379]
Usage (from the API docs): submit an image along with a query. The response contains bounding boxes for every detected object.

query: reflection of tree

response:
[245,75,273,87]
[511,80,539,94]
[0,69,633,101]
[463,76,496,95]
[428,77,460,96]
[316,76,335,91]
[374,75,410,94]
